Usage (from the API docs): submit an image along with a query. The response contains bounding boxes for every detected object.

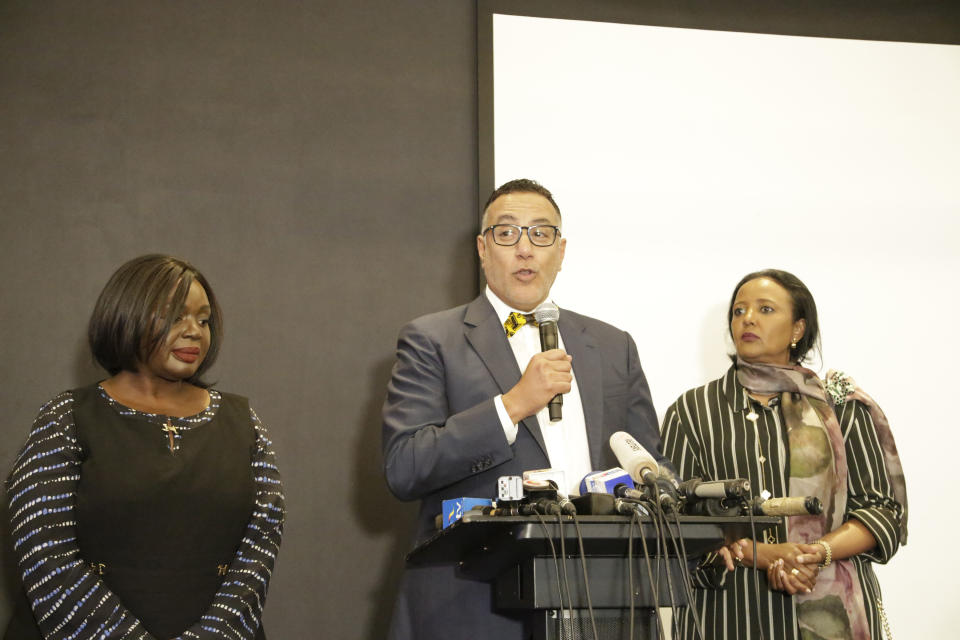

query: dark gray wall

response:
[0,2,477,638]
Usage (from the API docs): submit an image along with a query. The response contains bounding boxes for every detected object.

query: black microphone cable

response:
[571,513,600,640]
[646,500,677,639]
[665,508,706,640]
[532,512,568,639]
[652,504,682,640]
[618,482,665,614]
[630,500,667,640]
[655,506,680,616]
[556,511,578,638]
[744,488,766,640]
[559,511,578,638]
[635,478,674,628]
[627,508,645,640]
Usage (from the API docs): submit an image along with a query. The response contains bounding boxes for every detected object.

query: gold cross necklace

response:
[162,420,178,452]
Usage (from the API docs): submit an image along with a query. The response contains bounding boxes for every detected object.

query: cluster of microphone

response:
[435,431,825,640]
[444,431,822,528]
[474,476,577,517]
[604,431,823,518]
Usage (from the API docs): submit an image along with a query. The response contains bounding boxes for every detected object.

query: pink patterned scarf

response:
[736,358,907,640]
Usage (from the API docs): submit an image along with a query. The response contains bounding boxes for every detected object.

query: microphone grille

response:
[534,302,560,324]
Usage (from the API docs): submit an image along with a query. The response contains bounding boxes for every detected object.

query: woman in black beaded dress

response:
[5,254,285,640]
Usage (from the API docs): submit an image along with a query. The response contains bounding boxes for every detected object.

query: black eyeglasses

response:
[482,224,561,247]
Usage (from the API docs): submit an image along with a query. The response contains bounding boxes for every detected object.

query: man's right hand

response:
[502,349,572,424]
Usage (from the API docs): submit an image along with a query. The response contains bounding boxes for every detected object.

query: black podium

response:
[407,511,778,640]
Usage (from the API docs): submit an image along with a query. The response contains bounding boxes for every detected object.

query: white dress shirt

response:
[485,287,592,496]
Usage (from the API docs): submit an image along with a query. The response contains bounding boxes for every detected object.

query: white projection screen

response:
[481,3,959,636]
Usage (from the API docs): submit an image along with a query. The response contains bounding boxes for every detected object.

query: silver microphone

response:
[534,302,562,422]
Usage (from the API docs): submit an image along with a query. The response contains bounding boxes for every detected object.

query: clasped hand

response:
[502,349,572,424]
[719,540,825,595]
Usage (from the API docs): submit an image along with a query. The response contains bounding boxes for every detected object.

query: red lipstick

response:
[172,347,201,363]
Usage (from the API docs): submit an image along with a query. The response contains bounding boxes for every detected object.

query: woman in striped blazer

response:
[661,269,906,640]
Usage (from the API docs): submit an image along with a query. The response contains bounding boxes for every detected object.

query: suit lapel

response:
[463,295,548,458]
[559,311,604,468]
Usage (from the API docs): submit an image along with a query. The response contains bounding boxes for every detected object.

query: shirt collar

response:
[484,286,556,325]
[721,364,751,413]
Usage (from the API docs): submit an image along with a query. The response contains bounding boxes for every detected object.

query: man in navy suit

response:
[382,178,667,639]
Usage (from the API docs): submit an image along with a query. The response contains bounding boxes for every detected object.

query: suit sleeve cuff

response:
[494,394,519,445]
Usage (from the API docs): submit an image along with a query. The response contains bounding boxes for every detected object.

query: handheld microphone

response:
[609,431,659,488]
[751,495,823,517]
[534,302,562,422]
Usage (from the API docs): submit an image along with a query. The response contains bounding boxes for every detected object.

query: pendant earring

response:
[790,340,797,349]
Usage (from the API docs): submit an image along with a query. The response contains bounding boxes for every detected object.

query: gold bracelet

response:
[814,539,832,568]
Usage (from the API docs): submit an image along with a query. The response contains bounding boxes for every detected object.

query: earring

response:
[790,340,798,349]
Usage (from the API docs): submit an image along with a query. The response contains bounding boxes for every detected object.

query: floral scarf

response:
[736,358,908,640]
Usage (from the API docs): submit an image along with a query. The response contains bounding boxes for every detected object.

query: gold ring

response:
[791,568,800,576]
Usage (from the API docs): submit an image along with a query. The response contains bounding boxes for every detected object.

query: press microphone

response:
[524,477,577,515]
[654,476,681,510]
[580,468,633,495]
[555,493,577,516]
[679,477,751,500]
[751,495,823,517]
[613,483,645,501]
[519,497,563,516]
[534,302,562,422]
[613,498,645,516]
[609,431,659,488]
[609,433,681,511]
[614,481,677,512]
[519,472,577,516]
[682,497,741,517]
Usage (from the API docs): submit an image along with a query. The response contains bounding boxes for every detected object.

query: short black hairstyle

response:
[482,178,561,226]
[727,268,821,364]
[88,254,223,385]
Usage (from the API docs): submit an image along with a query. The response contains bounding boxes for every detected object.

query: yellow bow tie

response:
[504,311,537,337]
